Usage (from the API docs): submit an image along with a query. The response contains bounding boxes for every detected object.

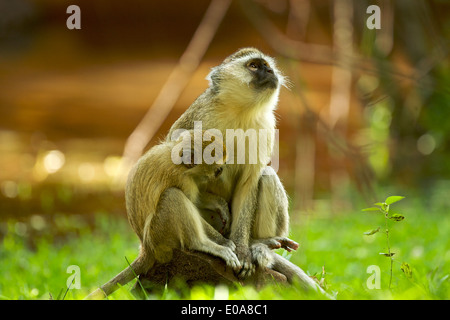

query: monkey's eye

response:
[247,61,258,71]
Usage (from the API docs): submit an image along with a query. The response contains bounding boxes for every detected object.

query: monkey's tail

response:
[84,250,154,300]
[270,252,334,299]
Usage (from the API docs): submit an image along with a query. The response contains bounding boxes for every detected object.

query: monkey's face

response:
[207,48,285,106]
[246,57,278,91]
[186,163,224,186]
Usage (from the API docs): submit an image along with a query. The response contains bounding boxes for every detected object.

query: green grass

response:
[0,201,448,300]
[289,203,450,299]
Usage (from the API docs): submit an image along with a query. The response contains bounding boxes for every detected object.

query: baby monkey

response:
[86,130,239,299]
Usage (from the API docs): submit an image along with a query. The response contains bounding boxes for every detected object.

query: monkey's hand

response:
[234,244,255,278]
[219,238,236,252]
[221,246,241,270]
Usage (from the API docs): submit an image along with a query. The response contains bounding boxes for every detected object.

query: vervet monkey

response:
[86,130,239,299]
[167,48,297,277]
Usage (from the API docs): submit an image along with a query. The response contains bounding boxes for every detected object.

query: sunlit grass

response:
[0,200,448,300]
[289,200,450,299]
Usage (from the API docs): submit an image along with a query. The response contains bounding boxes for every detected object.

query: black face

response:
[246,58,278,90]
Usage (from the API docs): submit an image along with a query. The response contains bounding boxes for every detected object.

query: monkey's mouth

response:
[250,74,278,91]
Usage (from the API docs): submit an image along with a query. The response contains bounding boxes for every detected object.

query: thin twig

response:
[384,212,393,289]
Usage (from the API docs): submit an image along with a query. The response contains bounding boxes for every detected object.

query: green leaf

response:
[401,262,412,278]
[385,196,405,205]
[362,207,381,212]
[389,213,405,221]
[364,227,380,235]
[379,252,395,257]
[374,202,384,207]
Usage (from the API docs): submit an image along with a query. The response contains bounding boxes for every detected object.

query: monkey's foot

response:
[235,245,256,279]
[250,243,274,268]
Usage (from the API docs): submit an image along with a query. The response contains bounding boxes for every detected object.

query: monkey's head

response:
[206,47,286,107]
[183,159,225,186]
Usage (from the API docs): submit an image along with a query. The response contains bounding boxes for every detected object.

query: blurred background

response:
[0,0,449,233]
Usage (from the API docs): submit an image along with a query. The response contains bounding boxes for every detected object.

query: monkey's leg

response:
[152,188,241,270]
[228,170,261,278]
[253,166,289,239]
[250,167,297,267]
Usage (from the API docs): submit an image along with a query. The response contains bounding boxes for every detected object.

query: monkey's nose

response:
[215,167,223,177]
[265,66,274,74]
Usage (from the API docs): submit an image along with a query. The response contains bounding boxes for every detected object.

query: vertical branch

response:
[328,0,353,129]
[328,0,354,210]
[295,111,317,211]
[286,62,320,211]
[284,1,316,211]
[119,0,231,181]
[286,0,311,39]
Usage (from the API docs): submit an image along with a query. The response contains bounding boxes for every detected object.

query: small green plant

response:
[362,195,411,289]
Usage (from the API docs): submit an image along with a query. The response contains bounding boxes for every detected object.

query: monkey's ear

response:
[206,68,220,87]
